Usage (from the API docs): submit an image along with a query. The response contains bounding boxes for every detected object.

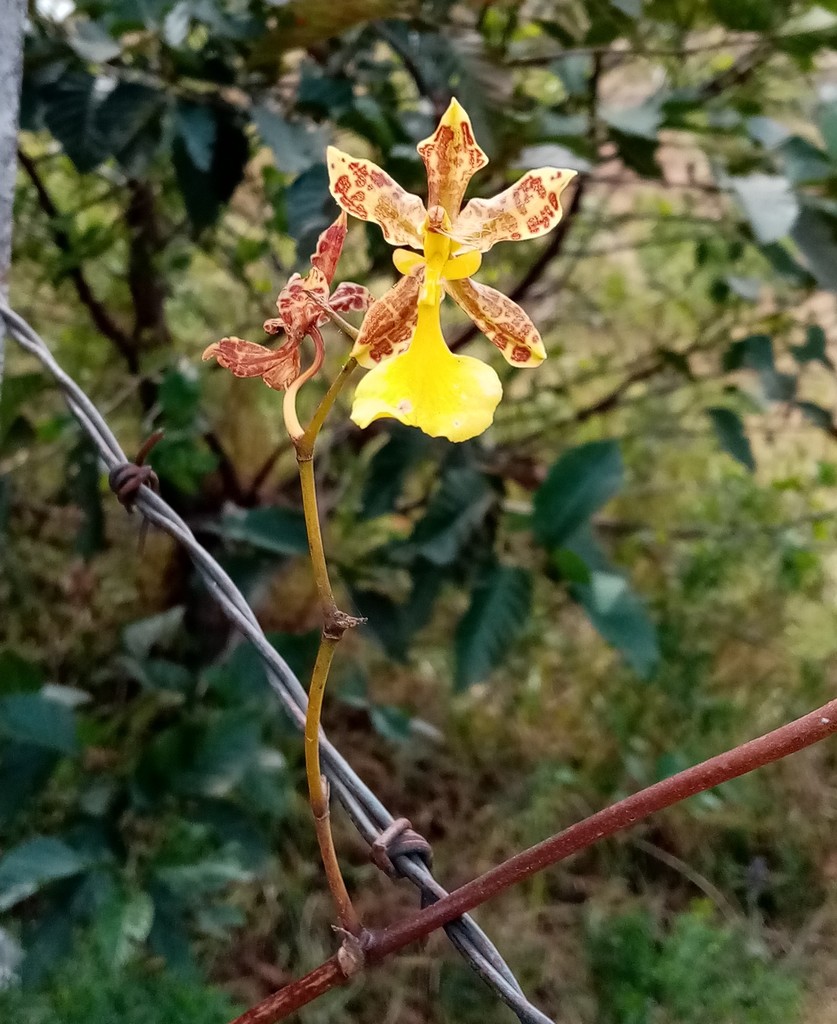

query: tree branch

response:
[231,695,837,1023]
[17,147,139,372]
[125,178,171,351]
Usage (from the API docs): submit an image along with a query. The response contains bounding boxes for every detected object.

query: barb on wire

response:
[0,302,555,1024]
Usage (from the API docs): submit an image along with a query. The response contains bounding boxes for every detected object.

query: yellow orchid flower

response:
[327,98,577,442]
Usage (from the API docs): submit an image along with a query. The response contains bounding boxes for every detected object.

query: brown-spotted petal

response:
[327,146,426,247]
[329,281,374,313]
[417,97,488,218]
[203,336,302,391]
[452,167,577,252]
[262,346,302,390]
[274,268,330,337]
[444,278,546,366]
[351,269,423,369]
[309,211,347,284]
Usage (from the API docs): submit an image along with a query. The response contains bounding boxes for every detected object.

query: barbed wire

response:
[0,301,555,1024]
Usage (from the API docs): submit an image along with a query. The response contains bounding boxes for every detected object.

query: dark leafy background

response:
[3,0,837,1020]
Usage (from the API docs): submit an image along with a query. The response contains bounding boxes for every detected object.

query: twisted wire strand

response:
[1,302,555,1024]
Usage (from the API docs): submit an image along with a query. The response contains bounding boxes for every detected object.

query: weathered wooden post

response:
[0,0,26,383]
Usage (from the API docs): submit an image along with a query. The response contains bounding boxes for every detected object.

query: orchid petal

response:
[309,211,347,284]
[351,270,423,369]
[274,268,329,336]
[327,146,426,247]
[203,336,301,391]
[445,278,546,366]
[329,281,374,313]
[442,249,482,280]
[393,248,425,275]
[351,299,501,442]
[452,168,577,252]
[417,98,488,218]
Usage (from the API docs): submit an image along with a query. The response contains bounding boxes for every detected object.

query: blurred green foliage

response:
[4,0,837,1020]
[0,940,238,1023]
[588,905,800,1024]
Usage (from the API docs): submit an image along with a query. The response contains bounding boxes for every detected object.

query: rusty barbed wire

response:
[0,301,555,1024]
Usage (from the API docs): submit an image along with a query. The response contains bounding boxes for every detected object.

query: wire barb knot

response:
[370,817,433,879]
[107,430,163,512]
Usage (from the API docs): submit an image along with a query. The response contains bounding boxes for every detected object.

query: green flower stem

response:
[298,356,357,459]
[303,635,360,936]
[293,354,363,936]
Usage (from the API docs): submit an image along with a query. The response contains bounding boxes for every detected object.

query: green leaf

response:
[760,241,815,287]
[67,20,122,62]
[360,425,430,519]
[797,401,834,432]
[552,54,593,97]
[746,116,790,149]
[819,101,837,161]
[405,464,494,566]
[519,142,592,173]
[97,81,164,174]
[723,334,774,372]
[552,546,593,585]
[151,434,219,494]
[792,325,833,367]
[369,705,414,744]
[175,101,216,173]
[792,204,837,292]
[761,370,797,402]
[533,440,623,548]
[253,104,324,174]
[0,837,91,912]
[728,174,799,244]
[573,568,659,678]
[210,506,309,556]
[173,109,249,231]
[286,163,333,257]
[123,606,185,659]
[455,565,532,690]
[268,631,320,684]
[43,72,109,172]
[0,691,79,754]
[601,101,661,140]
[124,657,193,694]
[0,372,46,450]
[158,366,203,428]
[0,743,58,826]
[297,68,354,116]
[710,0,780,31]
[609,0,642,16]
[66,434,105,558]
[350,588,411,661]
[706,407,756,471]
[176,714,262,797]
[779,136,833,184]
[163,0,192,45]
[95,888,155,969]
[609,130,660,177]
[0,649,44,693]
[155,858,253,897]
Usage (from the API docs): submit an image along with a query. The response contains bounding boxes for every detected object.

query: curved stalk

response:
[288,337,363,935]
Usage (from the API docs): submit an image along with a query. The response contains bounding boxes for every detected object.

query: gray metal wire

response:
[0,301,555,1024]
